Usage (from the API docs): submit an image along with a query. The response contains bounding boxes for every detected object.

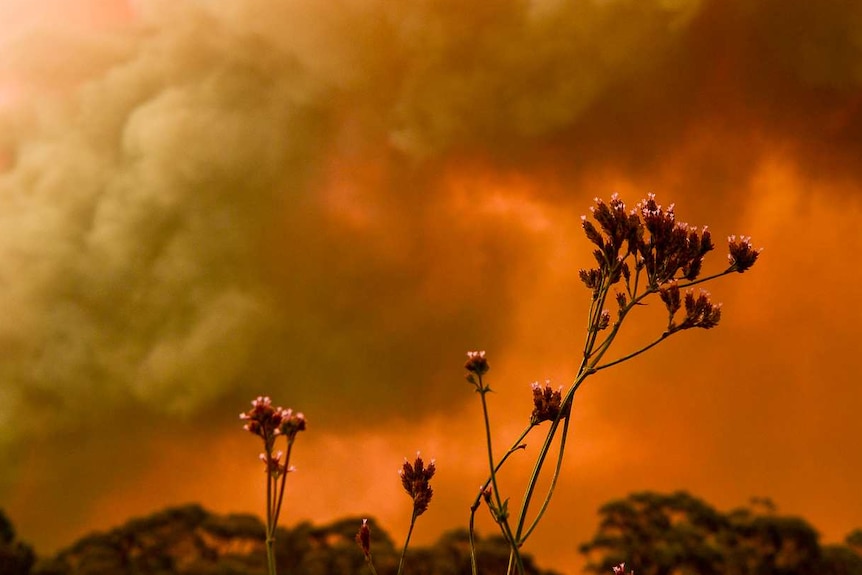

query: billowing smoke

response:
[3,0,862,570]
[0,0,705,464]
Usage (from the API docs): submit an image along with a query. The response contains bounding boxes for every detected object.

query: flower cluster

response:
[240,396,306,475]
[578,194,745,295]
[465,350,489,377]
[660,282,722,332]
[400,454,436,517]
[240,396,306,442]
[530,381,571,425]
[356,518,372,558]
[728,235,762,272]
[465,350,491,392]
[637,195,713,286]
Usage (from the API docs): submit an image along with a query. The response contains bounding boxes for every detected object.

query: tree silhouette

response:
[580,491,862,575]
[0,509,36,575]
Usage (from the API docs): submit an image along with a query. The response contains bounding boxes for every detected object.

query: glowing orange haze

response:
[20,151,862,573]
[2,1,862,574]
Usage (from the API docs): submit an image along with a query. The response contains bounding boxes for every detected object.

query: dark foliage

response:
[580,491,862,575]
[19,505,557,575]
[0,509,36,575]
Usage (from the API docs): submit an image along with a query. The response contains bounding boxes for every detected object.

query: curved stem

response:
[271,438,295,529]
[594,332,671,372]
[513,413,563,541]
[517,414,571,544]
[502,262,734,567]
[396,513,417,575]
[478,378,525,574]
[469,425,533,575]
[363,555,380,575]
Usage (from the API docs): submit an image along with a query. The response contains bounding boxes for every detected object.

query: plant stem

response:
[477,378,526,575]
[272,439,295,528]
[265,448,277,575]
[469,425,533,575]
[517,414,571,544]
[594,332,670,372]
[363,555,380,575]
[397,512,417,575]
[266,537,277,575]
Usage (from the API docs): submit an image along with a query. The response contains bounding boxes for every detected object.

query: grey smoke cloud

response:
[0,0,709,448]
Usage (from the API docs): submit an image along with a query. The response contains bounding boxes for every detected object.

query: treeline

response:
[0,504,558,575]
[580,491,862,575]
[3,491,861,574]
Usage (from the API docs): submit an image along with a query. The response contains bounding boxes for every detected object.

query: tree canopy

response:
[579,491,862,575]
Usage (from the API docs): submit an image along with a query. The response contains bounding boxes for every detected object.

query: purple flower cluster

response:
[530,380,571,424]
[659,282,722,332]
[579,194,721,296]
[400,454,436,517]
[240,396,306,474]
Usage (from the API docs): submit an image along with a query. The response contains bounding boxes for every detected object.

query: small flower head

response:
[530,380,571,425]
[659,280,681,318]
[679,289,722,330]
[356,518,371,558]
[465,350,489,377]
[615,291,627,313]
[240,396,283,442]
[482,485,493,505]
[597,309,611,331]
[578,268,603,300]
[399,453,436,517]
[277,409,307,440]
[240,396,306,458]
[613,563,634,575]
[728,235,762,272]
[633,195,714,285]
[259,450,286,477]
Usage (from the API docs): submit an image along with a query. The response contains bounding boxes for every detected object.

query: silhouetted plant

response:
[239,194,764,575]
[464,194,761,575]
[240,396,307,575]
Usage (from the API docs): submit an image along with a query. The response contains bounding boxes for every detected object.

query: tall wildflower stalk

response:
[240,396,306,575]
[466,194,761,575]
[357,453,436,575]
[397,454,436,575]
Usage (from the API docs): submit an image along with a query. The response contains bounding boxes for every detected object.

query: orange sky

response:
[1,1,862,573]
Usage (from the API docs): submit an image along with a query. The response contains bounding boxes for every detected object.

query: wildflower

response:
[240,397,307,451]
[465,351,489,377]
[588,194,641,257]
[678,289,722,330]
[356,519,371,558]
[530,381,571,425]
[578,268,603,299]
[240,396,286,448]
[635,195,712,285]
[400,453,436,517]
[597,310,611,331]
[239,396,307,575]
[259,451,286,477]
[728,235,762,272]
[482,485,493,506]
[659,281,681,318]
[581,215,604,249]
[615,291,627,313]
[276,409,307,440]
